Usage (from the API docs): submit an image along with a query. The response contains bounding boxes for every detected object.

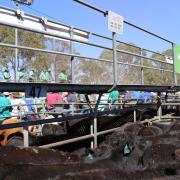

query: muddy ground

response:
[0,120,180,180]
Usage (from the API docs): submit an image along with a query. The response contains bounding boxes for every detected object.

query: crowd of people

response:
[1,67,68,83]
[0,90,158,122]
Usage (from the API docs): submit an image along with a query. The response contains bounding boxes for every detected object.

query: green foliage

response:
[0,23,174,85]
[99,42,173,85]
[0,26,15,66]
[77,59,111,84]
[0,25,49,78]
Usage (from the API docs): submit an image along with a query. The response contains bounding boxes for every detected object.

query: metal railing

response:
[1,96,180,148]
[0,2,178,150]
[0,102,155,147]
[0,5,175,86]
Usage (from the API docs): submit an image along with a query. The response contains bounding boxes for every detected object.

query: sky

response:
[0,0,180,58]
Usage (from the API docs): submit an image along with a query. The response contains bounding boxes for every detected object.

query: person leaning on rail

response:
[0,92,12,121]
[17,67,25,82]
[9,92,28,119]
[46,92,64,118]
[39,69,52,82]
[2,67,11,82]
[108,90,119,110]
[58,70,68,83]
[28,68,36,82]
[0,92,24,146]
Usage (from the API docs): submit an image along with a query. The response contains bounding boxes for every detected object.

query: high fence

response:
[0,3,179,149]
[0,5,177,86]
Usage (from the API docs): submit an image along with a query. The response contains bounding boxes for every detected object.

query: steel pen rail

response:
[0,5,174,86]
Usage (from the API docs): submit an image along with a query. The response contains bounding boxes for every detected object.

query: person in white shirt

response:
[9,92,28,118]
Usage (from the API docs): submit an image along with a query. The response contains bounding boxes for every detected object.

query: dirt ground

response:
[0,120,180,180]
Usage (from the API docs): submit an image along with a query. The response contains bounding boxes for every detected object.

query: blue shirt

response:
[24,98,36,113]
[0,96,11,121]
[126,92,143,103]
[142,92,153,103]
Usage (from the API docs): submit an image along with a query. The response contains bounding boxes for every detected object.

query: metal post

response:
[19,103,29,147]
[108,103,111,110]
[120,98,123,109]
[53,38,56,82]
[140,48,144,85]
[90,121,94,149]
[172,43,177,86]
[42,102,46,119]
[23,127,29,147]
[15,28,18,81]
[157,92,162,121]
[93,117,97,148]
[93,93,102,149]
[112,32,117,85]
[85,94,93,112]
[158,105,162,121]
[85,94,94,148]
[70,27,74,83]
[133,110,136,122]
[71,103,75,115]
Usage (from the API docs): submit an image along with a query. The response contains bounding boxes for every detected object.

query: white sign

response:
[108,11,124,34]
[25,86,47,98]
[165,56,173,64]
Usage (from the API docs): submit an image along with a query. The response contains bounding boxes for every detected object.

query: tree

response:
[99,43,144,85]
[98,42,173,85]
[0,26,15,68]
[0,25,49,80]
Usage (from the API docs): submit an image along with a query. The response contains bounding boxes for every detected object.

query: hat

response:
[18,67,25,71]
[2,67,8,72]
[12,92,22,98]
[3,92,10,96]
[62,92,68,96]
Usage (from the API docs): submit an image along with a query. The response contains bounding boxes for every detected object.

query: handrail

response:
[0,5,174,86]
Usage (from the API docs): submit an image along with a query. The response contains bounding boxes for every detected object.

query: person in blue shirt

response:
[18,67,25,82]
[28,68,36,82]
[0,92,11,121]
[131,92,143,104]
[125,91,143,104]
[142,92,153,103]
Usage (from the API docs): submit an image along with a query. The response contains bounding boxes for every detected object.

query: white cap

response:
[3,92,10,96]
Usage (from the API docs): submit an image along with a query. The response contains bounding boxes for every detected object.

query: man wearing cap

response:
[108,90,119,110]
[2,67,11,81]
[28,68,36,82]
[18,67,25,82]
[0,92,11,121]
[58,70,68,83]
[39,69,52,82]
[39,70,46,81]
[45,69,52,82]
[9,92,28,118]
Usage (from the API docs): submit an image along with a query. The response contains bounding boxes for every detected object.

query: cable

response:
[10,0,70,25]
[24,5,71,26]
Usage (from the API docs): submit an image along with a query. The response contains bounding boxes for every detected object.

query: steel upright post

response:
[53,38,57,82]
[70,27,74,83]
[140,48,144,85]
[172,43,177,86]
[15,28,18,81]
[133,110,137,122]
[112,32,117,85]
[23,127,29,147]
[93,117,97,148]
